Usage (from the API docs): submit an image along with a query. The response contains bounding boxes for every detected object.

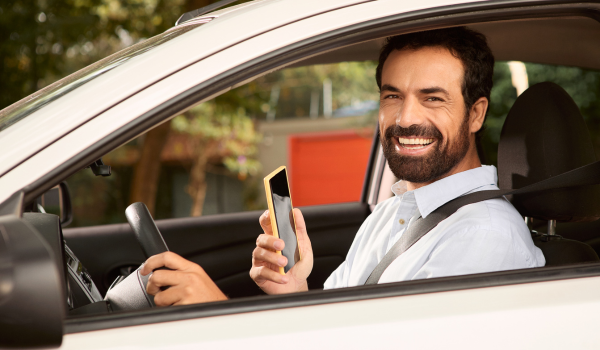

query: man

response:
[141,27,545,305]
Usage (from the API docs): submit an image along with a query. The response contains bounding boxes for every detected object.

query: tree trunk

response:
[187,141,217,216]
[129,122,171,215]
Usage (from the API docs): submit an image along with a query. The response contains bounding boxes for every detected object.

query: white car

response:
[2,0,600,348]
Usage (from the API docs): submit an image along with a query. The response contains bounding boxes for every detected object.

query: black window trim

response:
[12,0,600,333]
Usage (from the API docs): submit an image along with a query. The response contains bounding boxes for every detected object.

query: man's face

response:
[379,46,472,184]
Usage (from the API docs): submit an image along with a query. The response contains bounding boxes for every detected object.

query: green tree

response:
[0,0,199,110]
[171,103,261,216]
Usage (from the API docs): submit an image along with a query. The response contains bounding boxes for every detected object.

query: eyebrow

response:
[380,84,450,97]
[380,84,400,93]
[420,87,450,96]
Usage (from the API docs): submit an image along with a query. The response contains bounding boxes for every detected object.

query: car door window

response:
[65,62,377,227]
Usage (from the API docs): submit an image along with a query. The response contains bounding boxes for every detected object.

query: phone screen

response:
[268,169,299,273]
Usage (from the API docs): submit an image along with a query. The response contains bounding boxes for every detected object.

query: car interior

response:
[10,11,600,326]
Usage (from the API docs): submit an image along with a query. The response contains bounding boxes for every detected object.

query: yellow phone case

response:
[264,166,301,275]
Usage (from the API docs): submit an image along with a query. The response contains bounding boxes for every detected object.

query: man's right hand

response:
[250,208,313,294]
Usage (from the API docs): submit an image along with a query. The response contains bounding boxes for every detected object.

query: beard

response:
[381,118,470,184]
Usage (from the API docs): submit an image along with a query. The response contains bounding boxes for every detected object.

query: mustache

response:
[384,124,443,140]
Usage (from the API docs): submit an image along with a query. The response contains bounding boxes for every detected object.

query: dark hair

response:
[376,27,495,155]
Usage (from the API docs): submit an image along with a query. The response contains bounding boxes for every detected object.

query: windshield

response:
[0,19,211,133]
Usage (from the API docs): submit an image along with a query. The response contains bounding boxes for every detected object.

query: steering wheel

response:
[125,202,169,258]
[104,202,169,311]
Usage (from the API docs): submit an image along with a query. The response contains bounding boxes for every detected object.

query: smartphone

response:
[264,166,301,274]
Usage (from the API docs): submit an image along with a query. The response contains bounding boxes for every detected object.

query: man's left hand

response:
[140,252,228,306]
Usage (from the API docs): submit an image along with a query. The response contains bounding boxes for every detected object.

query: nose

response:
[397,96,426,128]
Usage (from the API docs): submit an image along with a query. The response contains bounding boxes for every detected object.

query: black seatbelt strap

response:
[364,160,600,285]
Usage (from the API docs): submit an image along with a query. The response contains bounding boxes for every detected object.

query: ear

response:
[469,97,488,134]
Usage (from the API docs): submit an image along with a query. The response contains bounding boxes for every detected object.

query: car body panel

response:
[60,275,600,349]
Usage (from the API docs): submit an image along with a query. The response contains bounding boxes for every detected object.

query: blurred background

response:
[2,0,600,227]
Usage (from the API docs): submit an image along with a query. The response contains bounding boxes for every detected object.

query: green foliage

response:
[264,62,378,112]
[93,0,185,36]
[213,61,379,119]
[172,102,262,179]
[0,0,224,110]
[1,0,99,108]
[329,61,379,108]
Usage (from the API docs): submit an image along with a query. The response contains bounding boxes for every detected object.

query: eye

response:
[426,96,444,102]
[382,94,399,99]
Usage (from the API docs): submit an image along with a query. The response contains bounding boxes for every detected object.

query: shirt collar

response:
[391,165,498,218]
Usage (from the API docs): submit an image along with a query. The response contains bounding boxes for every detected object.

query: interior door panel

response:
[63,202,370,298]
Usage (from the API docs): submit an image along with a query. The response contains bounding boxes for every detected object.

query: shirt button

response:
[399,219,405,225]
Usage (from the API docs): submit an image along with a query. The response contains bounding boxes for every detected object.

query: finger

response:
[259,210,274,235]
[256,233,284,252]
[250,266,289,285]
[154,281,226,307]
[252,246,287,267]
[141,251,190,276]
[146,269,183,295]
[153,287,181,307]
[293,209,313,258]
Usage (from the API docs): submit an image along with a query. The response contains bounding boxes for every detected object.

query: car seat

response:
[498,82,600,266]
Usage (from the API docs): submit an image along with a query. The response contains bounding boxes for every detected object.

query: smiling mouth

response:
[397,137,435,150]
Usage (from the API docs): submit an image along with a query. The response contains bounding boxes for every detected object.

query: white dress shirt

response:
[324,165,546,289]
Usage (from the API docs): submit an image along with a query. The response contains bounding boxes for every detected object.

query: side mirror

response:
[39,182,73,227]
[0,192,65,348]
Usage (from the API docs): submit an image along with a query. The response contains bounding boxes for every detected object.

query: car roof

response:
[292,17,600,70]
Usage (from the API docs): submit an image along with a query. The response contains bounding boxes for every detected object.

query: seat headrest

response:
[498,82,600,222]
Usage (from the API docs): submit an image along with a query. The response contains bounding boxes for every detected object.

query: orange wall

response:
[288,130,373,206]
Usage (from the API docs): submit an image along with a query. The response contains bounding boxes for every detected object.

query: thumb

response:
[293,208,312,258]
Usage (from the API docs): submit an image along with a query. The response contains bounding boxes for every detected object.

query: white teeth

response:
[398,137,434,146]
[402,144,426,149]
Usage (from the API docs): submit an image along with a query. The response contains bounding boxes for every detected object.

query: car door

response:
[6,0,600,348]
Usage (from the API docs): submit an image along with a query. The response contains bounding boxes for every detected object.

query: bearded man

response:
[141,27,545,305]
